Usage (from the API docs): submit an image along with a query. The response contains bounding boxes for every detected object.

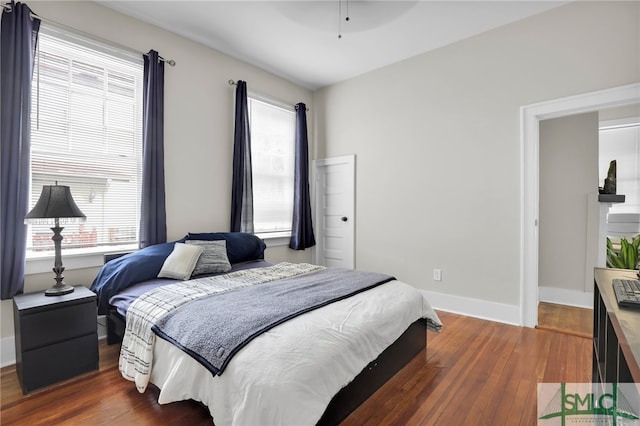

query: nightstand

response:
[13,286,98,393]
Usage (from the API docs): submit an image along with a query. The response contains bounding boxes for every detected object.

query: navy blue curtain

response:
[290,103,315,250]
[0,2,40,299]
[230,80,254,233]
[139,50,167,248]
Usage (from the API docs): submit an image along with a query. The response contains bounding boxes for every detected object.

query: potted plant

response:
[606,234,640,270]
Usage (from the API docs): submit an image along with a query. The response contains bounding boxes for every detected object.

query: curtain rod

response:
[229,80,308,111]
[1,2,176,66]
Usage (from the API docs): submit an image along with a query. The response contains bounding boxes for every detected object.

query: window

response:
[599,120,640,214]
[27,26,143,256]
[247,96,296,236]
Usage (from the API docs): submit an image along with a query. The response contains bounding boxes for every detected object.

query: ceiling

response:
[98,1,567,90]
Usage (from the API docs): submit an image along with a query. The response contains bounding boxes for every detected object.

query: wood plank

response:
[1,311,592,425]
[537,301,592,338]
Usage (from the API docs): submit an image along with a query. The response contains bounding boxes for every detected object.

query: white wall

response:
[539,113,599,294]
[600,104,640,122]
[0,0,312,365]
[313,1,639,321]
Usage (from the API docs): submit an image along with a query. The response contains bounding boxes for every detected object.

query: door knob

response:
[341,216,348,222]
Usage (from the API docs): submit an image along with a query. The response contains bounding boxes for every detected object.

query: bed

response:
[91,232,442,425]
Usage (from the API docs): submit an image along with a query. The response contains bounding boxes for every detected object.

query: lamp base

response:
[44,284,75,296]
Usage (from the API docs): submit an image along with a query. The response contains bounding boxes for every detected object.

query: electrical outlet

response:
[433,269,442,281]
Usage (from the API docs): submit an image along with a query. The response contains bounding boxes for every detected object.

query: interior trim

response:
[520,82,640,328]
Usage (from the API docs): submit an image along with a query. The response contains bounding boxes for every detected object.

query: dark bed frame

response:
[106,310,426,424]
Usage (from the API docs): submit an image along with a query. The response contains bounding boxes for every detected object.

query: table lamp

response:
[25,183,86,296]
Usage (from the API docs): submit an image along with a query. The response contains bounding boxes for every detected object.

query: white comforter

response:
[120,263,324,392]
[149,279,441,425]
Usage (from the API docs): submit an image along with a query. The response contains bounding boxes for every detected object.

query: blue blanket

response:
[151,267,394,376]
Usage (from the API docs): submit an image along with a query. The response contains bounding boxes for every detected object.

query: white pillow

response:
[158,242,204,280]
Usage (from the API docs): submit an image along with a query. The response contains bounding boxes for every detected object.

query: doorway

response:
[536,113,639,337]
[520,83,640,328]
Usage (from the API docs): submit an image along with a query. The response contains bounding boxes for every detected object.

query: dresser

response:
[13,286,99,393]
[592,268,640,386]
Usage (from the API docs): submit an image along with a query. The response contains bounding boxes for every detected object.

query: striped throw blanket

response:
[119,262,324,392]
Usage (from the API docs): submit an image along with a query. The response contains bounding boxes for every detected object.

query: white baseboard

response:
[1,315,108,368]
[1,336,16,368]
[97,314,108,341]
[538,286,593,309]
[421,290,521,326]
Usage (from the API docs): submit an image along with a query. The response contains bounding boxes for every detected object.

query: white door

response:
[313,155,355,268]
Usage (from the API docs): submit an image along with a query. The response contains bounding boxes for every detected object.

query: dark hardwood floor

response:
[1,311,592,425]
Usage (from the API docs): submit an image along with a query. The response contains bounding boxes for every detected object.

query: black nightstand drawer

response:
[18,333,98,393]
[19,302,97,351]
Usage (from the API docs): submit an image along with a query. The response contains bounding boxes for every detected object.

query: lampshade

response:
[25,184,86,221]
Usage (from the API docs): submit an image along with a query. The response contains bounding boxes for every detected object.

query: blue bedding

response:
[91,242,178,315]
[90,232,267,315]
[108,260,274,317]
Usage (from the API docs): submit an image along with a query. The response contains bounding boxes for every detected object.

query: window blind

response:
[28,25,143,254]
[248,97,295,235]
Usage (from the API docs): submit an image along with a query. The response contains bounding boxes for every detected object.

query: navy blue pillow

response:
[91,240,183,315]
[186,232,266,264]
